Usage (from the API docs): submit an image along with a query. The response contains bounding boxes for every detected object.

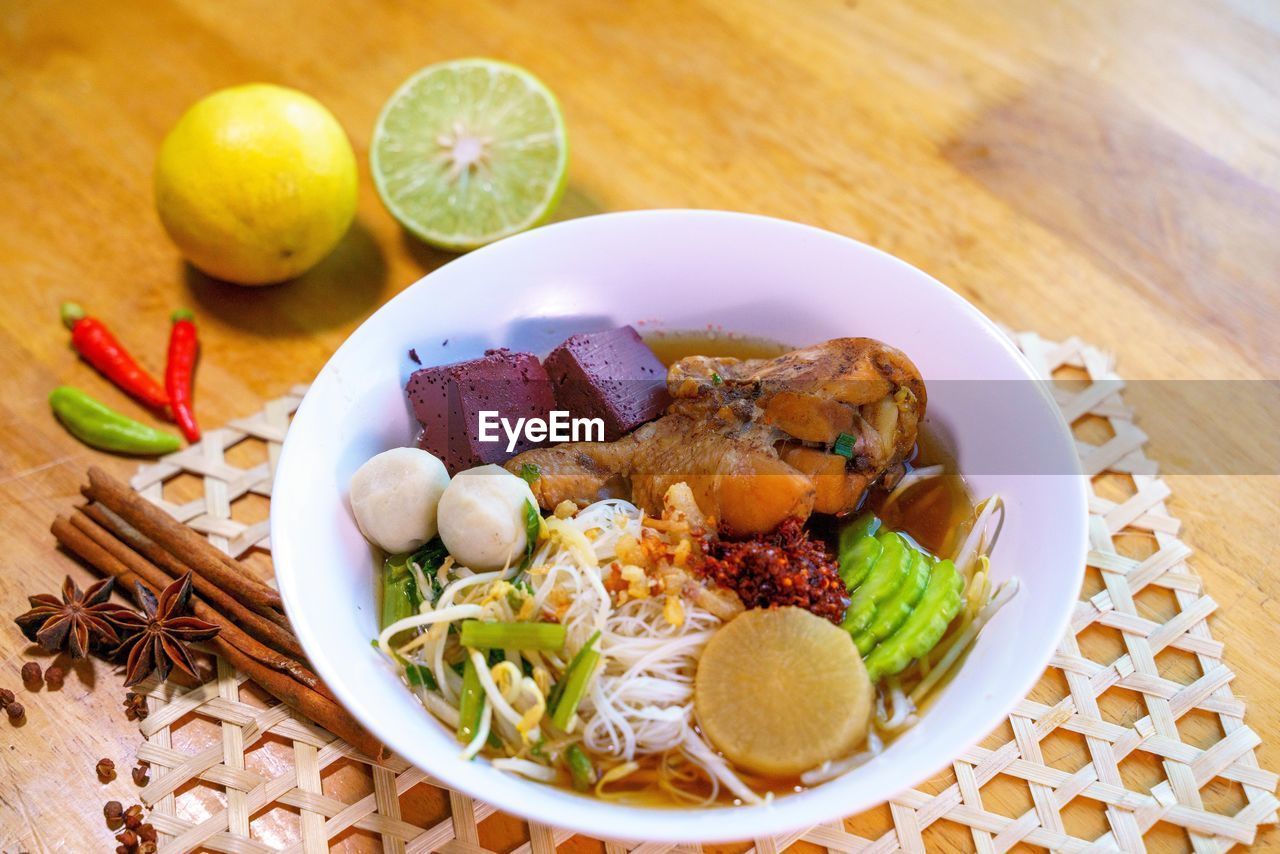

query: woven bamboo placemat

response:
[122,334,1279,853]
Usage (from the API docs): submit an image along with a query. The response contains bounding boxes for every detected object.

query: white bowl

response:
[272,210,1086,844]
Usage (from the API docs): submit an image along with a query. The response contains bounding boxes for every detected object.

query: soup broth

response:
[377,330,994,808]
[586,332,978,806]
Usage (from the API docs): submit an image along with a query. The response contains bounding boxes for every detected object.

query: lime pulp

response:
[371,58,569,251]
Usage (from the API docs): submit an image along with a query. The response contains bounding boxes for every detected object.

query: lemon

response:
[371,59,568,251]
[155,84,358,286]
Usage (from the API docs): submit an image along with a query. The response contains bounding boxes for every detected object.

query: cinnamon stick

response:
[51,516,376,755]
[65,510,334,701]
[213,636,381,759]
[84,467,283,616]
[81,502,300,654]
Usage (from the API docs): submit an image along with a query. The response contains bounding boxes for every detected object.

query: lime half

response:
[371,59,569,251]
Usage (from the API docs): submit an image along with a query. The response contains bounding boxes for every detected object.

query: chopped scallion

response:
[833,431,857,459]
[460,620,566,651]
[518,462,541,484]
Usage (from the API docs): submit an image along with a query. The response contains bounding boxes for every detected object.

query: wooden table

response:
[1,1,1276,850]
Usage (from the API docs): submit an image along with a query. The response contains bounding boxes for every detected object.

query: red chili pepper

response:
[61,302,169,411]
[166,309,201,443]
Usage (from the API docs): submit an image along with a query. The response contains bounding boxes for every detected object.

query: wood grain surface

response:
[1,1,1277,851]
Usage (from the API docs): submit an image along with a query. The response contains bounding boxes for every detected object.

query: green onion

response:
[710,371,724,386]
[565,744,597,792]
[460,620,566,651]
[833,431,857,459]
[549,631,602,730]
[518,462,541,484]
[457,656,485,745]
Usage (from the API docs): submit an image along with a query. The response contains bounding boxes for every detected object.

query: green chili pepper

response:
[841,531,910,636]
[49,386,181,455]
[853,549,931,655]
[864,558,964,681]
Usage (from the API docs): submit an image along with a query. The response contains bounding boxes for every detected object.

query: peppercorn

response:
[43,665,65,689]
[123,803,144,829]
[138,842,157,854]
[96,757,116,781]
[123,692,149,721]
[0,687,13,707]
[137,823,157,843]
[104,799,125,828]
[20,661,41,686]
[131,762,150,786]
[6,702,24,722]
[115,829,137,848]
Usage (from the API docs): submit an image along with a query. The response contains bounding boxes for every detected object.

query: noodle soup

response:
[353,329,1014,806]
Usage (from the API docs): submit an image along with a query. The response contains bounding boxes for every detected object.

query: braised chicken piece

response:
[507,338,925,535]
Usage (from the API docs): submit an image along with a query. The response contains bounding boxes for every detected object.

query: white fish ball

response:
[437,464,537,570]
[349,447,450,553]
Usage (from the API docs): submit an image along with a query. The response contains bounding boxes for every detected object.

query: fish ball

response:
[349,447,450,553]
[437,464,537,570]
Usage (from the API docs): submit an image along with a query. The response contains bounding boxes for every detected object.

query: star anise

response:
[111,573,219,687]
[14,575,133,659]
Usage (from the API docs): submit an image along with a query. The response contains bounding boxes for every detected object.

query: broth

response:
[599,330,979,806]
[642,328,790,365]
[391,330,982,807]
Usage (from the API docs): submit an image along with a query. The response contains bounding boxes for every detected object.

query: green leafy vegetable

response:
[523,498,541,566]
[518,462,541,484]
[380,538,449,635]
[408,538,449,602]
[380,554,420,631]
[549,631,602,730]
[460,620,566,651]
[565,744,597,792]
[457,656,485,745]
[405,663,438,690]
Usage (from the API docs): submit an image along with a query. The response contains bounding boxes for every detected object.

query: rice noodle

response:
[378,483,1015,806]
